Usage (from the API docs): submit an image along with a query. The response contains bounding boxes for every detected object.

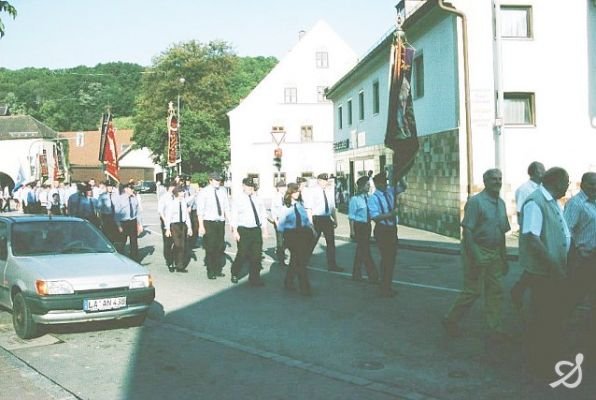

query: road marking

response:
[145,227,461,294]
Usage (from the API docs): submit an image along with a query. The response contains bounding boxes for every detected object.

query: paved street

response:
[0,193,594,399]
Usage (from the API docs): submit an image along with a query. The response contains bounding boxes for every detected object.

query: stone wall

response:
[398,129,461,238]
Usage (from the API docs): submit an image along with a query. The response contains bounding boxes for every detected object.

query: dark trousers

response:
[568,248,596,340]
[284,228,313,294]
[231,227,263,282]
[374,223,398,294]
[170,222,188,270]
[160,217,174,267]
[101,214,120,245]
[190,210,199,244]
[120,219,139,261]
[353,222,378,281]
[203,220,226,274]
[311,215,337,269]
[274,225,286,263]
[527,273,570,376]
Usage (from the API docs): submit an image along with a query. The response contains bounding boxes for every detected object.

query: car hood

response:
[15,253,149,291]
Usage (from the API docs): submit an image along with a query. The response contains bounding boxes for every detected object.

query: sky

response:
[0,0,399,70]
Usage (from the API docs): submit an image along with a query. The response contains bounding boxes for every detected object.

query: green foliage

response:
[0,62,144,130]
[0,0,17,38]
[133,40,276,175]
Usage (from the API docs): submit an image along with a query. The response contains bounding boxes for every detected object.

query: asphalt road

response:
[0,193,594,400]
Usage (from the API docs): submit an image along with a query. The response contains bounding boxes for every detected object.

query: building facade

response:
[228,20,358,200]
[327,0,596,237]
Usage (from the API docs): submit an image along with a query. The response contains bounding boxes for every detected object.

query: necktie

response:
[179,201,183,223]
[129,196,134,219]
[214,188,222,217]
[109,193,115,215]
[294,203,302,228]
[249,195,260,227]
[323,189,329,214]
[365,195,370,222]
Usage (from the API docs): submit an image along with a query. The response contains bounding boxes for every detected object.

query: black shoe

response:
[207,272,216,280]
[168,265,175,273]
[176,268,188,273]
[249,279,265,287]
[328,265,344,272]
[216,272,225,277]
[231,275,239,284]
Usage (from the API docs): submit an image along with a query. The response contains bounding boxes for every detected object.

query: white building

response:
[228,20,358,200]
[327,0,596,237]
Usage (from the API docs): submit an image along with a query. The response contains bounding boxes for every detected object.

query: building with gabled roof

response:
[228,20,359,199]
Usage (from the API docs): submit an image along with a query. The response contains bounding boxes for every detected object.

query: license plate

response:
[84,296,127,312]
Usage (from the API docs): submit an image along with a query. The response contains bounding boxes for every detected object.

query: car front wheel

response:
[12,292,38,339]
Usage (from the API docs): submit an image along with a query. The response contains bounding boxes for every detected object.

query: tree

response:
[133,40,277,177]
[0,1,16,38]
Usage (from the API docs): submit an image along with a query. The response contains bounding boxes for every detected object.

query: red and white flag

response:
[99,113,119,182]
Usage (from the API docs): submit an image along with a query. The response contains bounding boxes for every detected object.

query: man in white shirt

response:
[515,161,545,220]
[304,173,343,272]
[164,185,193,272]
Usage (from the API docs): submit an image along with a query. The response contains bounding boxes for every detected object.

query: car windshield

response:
[11,220,115,256]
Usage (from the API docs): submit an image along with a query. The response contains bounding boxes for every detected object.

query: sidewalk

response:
[334,212,519,261]
[0,347,77,400]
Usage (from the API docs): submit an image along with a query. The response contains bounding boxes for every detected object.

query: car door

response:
[0,220,9,306]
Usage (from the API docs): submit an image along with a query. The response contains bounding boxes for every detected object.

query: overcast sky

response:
[0,0,399,69]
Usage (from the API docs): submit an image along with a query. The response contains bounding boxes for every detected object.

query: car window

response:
[0,221,7,260]
[11,220,115,256]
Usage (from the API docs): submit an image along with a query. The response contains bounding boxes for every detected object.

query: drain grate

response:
[354,360,385,370]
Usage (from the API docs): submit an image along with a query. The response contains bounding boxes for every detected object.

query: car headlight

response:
[35,280,75,295]
[129,274,153,289]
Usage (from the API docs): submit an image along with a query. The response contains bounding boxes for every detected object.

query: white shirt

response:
[164,197,192,230]
[515,180,540,213]
[197,185,229,222]
[231,192,267,229]
[522,186,571,251]
[303,185,335,216]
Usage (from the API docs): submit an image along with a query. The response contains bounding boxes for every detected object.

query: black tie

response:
[323,189,329,214]
[249,195,260,227]
[109,193,115,215]
[295,204,302,228]
[129,196,134,219]
[179,201,183,223]
[365,195,370,222]
[214,188,222,217]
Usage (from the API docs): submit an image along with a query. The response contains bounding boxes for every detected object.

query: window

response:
[75,131,84,147]
[504,92,535,125]
[300,125,313,142]
[316,51,329,68]
[273,172,286,187]
[284,87,297,103]
[338,106,343,129]
[372,81,380,114]
[247,173,260,188]
[347,100,353,125]
[317,86,326,103]
[501,6,532,38]
[358,91,365,120]
[413,55,424,98]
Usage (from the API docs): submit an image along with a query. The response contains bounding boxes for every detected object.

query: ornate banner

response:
[167,101,181,167]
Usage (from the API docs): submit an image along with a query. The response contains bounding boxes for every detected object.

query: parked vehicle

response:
[134,181,157,194]
[0,215,155,339]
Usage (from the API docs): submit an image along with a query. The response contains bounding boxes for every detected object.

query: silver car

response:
[0,215,155,339]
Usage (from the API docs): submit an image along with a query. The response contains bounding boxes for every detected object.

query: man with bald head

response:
[519,167,571,377]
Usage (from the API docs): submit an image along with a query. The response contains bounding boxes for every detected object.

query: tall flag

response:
[167,101,181,167]
[39,149,49,180]
[53,142,65,181]
[99,112,120,182]
[384,26,419,186]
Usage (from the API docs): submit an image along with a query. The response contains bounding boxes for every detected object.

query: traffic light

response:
[273,148,282,170]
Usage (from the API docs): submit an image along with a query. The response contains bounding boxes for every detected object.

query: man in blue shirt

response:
[368,172,399,297]
[348,176,378,282]
[114,183,141,261]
